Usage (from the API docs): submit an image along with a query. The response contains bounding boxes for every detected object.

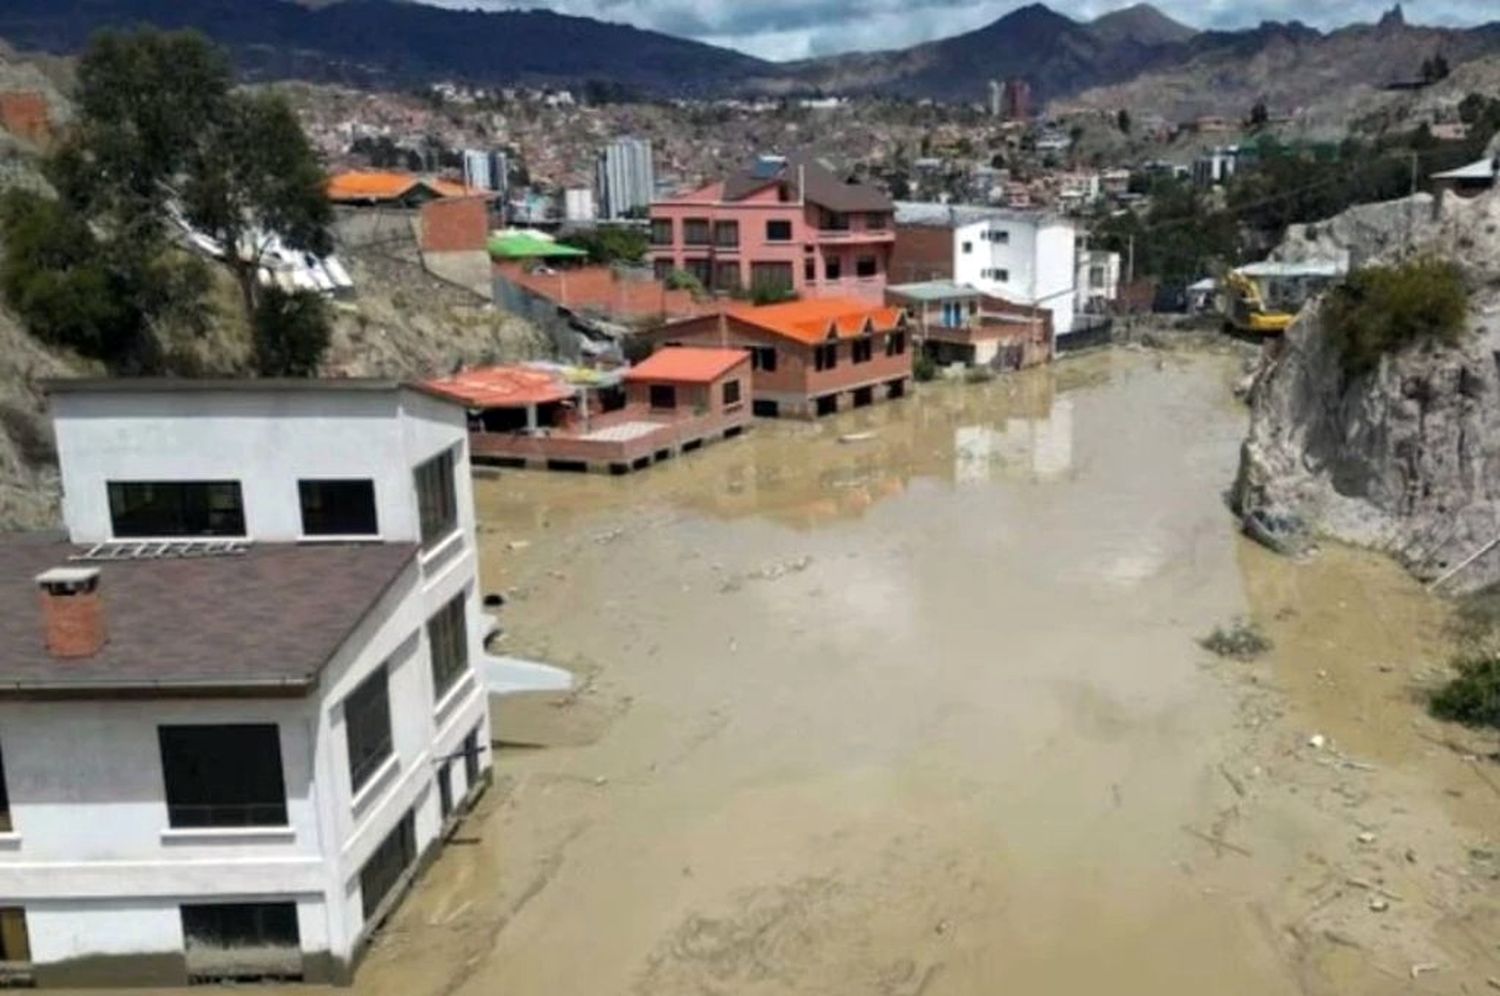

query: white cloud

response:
[418,0,1498,60]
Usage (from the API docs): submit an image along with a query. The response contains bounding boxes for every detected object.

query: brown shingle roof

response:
[722,154,892,213]
[0,537,417,697]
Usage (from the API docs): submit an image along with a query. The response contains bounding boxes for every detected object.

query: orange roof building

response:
[649,297,913,419]
[327,170,489,207]
[623,347,749,385]
[422,367,575,410]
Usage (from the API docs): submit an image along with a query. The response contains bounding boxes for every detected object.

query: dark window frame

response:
[825,257,842,281]
[427,593,470,702]
[345,666,394,796]
[648,384,678,410]
[298,479,378,538]
[713,220,739,247]
[414,448,459,551]
[814,343,839,372]
[765,219,793,243]
[855,255,879,278]
[159,725,288,829]
[108,481,245,539]
[181,901,300,977]
[751,346,778,373]
[723,379,742,407]
[682,218,711,246]
[886,330,907,356]
[0,907,29,964]
[359,810,416,922]
[852,337,874,364]
[0,740,10,834]
[648,218,673,246]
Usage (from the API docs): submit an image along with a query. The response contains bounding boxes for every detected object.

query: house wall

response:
[50,387,465,546]
[622,358,752,416]
[419,197,490,253]
[0,92,50,145]
[889,226,954,285]
[953,218,1077,338]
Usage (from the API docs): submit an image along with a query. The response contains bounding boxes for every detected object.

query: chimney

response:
[35,566,106,659]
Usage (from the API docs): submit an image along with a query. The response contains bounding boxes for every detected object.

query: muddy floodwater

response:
[145,350,1500,996]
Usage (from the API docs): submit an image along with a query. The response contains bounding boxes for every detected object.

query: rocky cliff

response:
[1236,189,1500,592]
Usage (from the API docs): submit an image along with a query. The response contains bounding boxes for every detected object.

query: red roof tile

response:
[726,298,905,345]
[423,367,575,409]
[624,347,749,384]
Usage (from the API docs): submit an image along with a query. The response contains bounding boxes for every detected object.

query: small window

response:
[359,810,416,922]
[345,666,393,795]
[961,241,972,254]
[990,229,1010,244]
[649,385,678,410]
[159,725,288,828]
[825,257,842,281]
[462,726,481,791]
[852,338,873,364]
[713,220,739,247]
[886,330,907,356]
[649,218,673,246]
[814,343,838,372]
[0,908,28,964]
[182,902,300,982]
[682,218,711,246]
[414,448,458,551]
[723,380,742,407]
[856,256,878,278]
[108,481,244,539]
[713,262,740,292]
[751,261,793,291]
[765,219,793,242]
[427,593,469,701]
[803,259,816,282]
[299,480,377,537]
[751,347,778,373]
[994,269,1010,282]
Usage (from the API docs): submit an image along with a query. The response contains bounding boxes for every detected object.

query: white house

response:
[1075,248,1121,315]
[894,203,1078,341]
[0,379,565,988]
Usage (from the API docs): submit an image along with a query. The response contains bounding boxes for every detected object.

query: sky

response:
[419,0,1496,61]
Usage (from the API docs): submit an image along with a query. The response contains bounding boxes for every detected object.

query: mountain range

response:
[0,0,1496,110]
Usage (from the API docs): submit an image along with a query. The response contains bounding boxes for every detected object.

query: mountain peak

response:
[1378,4,1406,28]
[1090,3,1198,46]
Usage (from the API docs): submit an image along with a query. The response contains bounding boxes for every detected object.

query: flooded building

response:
[427,351,751,473]
[0,380,564,987]
[650,298,912,418]
[886,281,1053,370]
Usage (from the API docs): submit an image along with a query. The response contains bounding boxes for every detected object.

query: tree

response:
[1116,109,1132,134]
[1248,100,1270,130]
[252,287,330,376]
[561,226,648,265]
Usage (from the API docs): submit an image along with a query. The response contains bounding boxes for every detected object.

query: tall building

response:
[462,149,509,196]
[1001,78,1033,122]
[595,137,655,220]
[988,80,1003,118]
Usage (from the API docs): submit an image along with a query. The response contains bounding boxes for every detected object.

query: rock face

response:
[1236,190,1500,591]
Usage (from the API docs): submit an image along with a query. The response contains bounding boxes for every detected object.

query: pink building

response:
[649,154,895,305]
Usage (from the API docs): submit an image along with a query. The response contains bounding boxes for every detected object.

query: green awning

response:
[488,233,590,260]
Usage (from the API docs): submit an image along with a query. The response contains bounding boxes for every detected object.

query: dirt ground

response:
[150,347,1500,995]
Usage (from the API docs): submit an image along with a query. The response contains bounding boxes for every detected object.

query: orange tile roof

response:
[422,367,575,409]
[326,170,489,203]
[624,347,749,385]
[727,298,905,345]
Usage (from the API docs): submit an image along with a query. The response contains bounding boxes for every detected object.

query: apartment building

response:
[596,137,655,220]
[648,154,895,304]
[0,379,561,987]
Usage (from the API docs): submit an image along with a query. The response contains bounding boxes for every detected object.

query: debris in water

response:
[1368,896,1390,913]
[839,431,878,444]
[1198,619,1272,660]
[1356,832,1377,845]
[1308,733,1328,750]
[1410,963,1438,979]
[508,539,531,550]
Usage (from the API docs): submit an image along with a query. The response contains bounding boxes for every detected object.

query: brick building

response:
[649,298,912,418]
[0,92,51,145]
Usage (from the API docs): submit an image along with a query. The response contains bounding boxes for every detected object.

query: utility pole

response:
[1127,235,1136,287]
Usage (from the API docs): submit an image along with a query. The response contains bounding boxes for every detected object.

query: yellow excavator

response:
[1222,269,1294,336]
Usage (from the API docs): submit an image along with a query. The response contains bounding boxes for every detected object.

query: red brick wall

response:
[0,92,51,145]
[421,196,491,252]
[494,261,716,321]
[890,226,954,285]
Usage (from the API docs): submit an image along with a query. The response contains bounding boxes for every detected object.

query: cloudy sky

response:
[419,0,1495,60]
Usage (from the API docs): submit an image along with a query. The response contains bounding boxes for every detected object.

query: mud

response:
[101,349,1500,995]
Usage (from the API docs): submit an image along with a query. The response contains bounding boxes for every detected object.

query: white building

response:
[462,150,509,197]
[0,380,565,987]
[1076,248,1121,315]
[595,137,655,221]
[563,188,596,223]
[1192,146,1240,187]
[895,202,1078,340]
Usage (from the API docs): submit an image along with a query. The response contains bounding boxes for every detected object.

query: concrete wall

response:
[955,219,1077,338]
[50,386,465,545]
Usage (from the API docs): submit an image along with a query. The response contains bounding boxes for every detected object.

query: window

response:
[866,212,889,231]
[852,338,873,364]
[750,346,778,372]
[961,241,972,254]
[713,262,741,292]
[682,218,711,246]
[1090,264,1107,289]
[414,448,458,551]
[723,380,742,407]
[750,261,793,291]
[298,480,377,537]
[653,258,674,281]
[825,257,842,281]
[983,268,1011,282]
[814,343,838,372]
[886,330,907,356]
[685,258,712,288]
[989,229,1011,244]
[856,255,878,278]
[649,218,673,246]
[345,666,393,795]
[649,385,678,410]
[0,908,28,965]
[427,593,469,701]
[803,259,816,282]
[0,741,10,833]
[182,902,299,981]
[765,219,793,242]
[108,482,244,539]
[438,759,454,820]
[360,810,415,922]
[713,220,739,247]
[159,725,287,828]
[822,211,849,231]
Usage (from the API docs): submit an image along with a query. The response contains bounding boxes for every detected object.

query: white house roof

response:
[1432,157,1498,181]
[894,201,1066,228]
[1239,260,1345,279]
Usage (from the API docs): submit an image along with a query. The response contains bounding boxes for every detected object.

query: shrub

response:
[1322,258,1468,376]
[912,353,937,383]
[1198,619,1272,660]
[253,287,329,376]
[1431,655,1500,730]
[663,268,705,295]
[750,282,797,306]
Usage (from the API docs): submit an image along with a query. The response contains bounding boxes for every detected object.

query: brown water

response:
[126,349,1500,995]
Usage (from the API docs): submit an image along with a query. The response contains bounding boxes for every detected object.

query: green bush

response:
[749,282,797,306]
[1322,258,1468,376]
[1431,655,1500,730]
[663,268,705,295]
[912,353,937,383]
[1198,619,1272,660]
